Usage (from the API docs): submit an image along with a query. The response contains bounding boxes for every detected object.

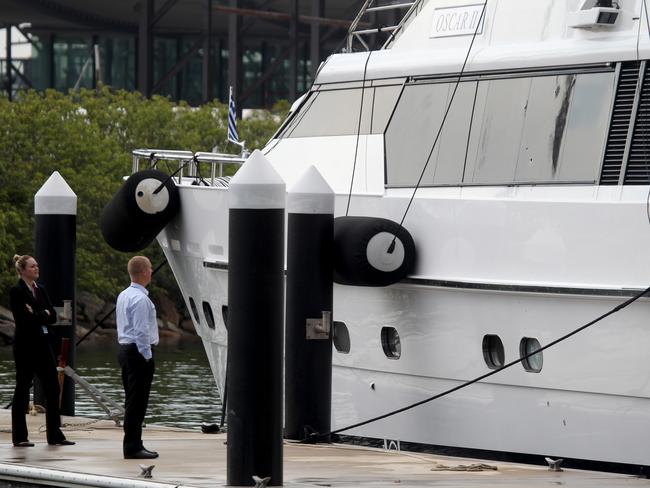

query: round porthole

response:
[381,326,401,360]
[188,296,199,324]
[482,335,504,369]
[333,321,350,354]
[520,337,543,373]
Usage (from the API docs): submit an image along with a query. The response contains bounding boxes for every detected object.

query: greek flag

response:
[228,86,239,144]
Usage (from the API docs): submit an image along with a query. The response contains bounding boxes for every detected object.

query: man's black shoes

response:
[124,448,158,459]
[48,440,75,446]
[13,441,34,447]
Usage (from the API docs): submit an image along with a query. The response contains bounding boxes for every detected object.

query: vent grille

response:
[625,62,650,184]
[600,62,640,184]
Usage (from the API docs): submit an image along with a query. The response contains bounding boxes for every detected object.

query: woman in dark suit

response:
[9,254,74,447]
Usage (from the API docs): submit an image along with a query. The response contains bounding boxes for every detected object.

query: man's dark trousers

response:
[118,343,154,455]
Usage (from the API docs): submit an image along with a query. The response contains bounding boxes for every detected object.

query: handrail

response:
[381,0,425,49]
[132,148,247,186]
[346,0,374,52]
[345,0,425,52]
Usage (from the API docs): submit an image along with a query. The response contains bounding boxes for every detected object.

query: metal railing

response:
[132,149,248,187]
[345,0,425,52]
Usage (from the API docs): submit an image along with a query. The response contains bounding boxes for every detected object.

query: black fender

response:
[333,216,416,287]
[101,169,180,252]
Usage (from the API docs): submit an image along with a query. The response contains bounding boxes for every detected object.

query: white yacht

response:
[111,0,650,470]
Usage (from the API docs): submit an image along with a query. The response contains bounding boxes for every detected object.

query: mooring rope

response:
[345,50,373,216]
[153,159,192,195]
[305,284,650,442]
[386,0,488,253]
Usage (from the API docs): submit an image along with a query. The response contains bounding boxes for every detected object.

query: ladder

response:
[345,0,422,52]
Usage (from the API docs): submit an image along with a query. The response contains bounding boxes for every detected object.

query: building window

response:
[520,337,543,373]
[482,335,504,369]
[380,326,401,359]
[202,301,216,329]
[333,321,350,354]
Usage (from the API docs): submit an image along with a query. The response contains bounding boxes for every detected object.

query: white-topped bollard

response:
[285,166,334,442]
[227,150,285,487]
[34,171,77,415]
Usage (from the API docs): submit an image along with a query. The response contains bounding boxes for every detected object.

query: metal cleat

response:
[139,464,155,478]
[545,457,563,472]
[252,475,271,487]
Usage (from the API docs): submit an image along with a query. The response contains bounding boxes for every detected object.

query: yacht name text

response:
[430,4,485,38]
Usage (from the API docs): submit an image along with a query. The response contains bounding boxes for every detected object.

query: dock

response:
[0,409,648,487]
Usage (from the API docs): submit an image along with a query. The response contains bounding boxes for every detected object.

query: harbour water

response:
[0,343,223,430]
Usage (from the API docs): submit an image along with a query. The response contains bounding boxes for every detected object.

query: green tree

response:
[0,88,285,308]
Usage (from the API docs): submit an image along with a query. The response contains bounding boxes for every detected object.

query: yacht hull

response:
[156,183,650,467]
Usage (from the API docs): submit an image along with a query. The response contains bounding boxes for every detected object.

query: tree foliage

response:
[0,88,285,306]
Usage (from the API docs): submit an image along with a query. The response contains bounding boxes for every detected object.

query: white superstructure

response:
[140,0,650,468]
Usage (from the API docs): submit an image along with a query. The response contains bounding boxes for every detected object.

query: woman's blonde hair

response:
[13,254,33,276]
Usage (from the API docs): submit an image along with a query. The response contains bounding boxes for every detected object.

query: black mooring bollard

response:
[285,166,334,441]
[227,150,285,487]
[33,171,77,416]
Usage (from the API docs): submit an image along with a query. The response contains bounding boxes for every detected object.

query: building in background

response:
[0,0,405,108]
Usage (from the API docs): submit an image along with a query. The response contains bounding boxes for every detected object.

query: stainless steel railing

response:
[132,148,248,187]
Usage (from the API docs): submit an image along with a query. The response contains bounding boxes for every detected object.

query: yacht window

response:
[188,296,200,324]
[380,326,401,359]
[385,69,615,187]
[385,80,476,186]
[520,337,543,373]
[288,89,362,137]
[368,85,403,134]
[202,301,216,329]
[482,334,504,369]
[282,85,401,138]
[465,73,613,184]
[513,75,574,183]
[553,72,613,182]
[464,77,529,184]
[333,321,351,354]
[221,305,228,330]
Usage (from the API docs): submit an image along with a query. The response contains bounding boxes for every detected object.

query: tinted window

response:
[464,77,529,184]
[385,70,615,187]
[283,84,401,138]
[386,80,477,186]
[482,334,504,369]
[188,297,200,324]
[380,326,401,359]
[466,73,613,185]
[333,321,350,354]
[202,301,216,329]
[221,305,228,330]
[520,337,543,373]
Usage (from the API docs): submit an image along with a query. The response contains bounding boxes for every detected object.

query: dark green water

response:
[0,343,223,430]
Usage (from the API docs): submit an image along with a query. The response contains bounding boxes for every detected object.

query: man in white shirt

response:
[116,256,159,459]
